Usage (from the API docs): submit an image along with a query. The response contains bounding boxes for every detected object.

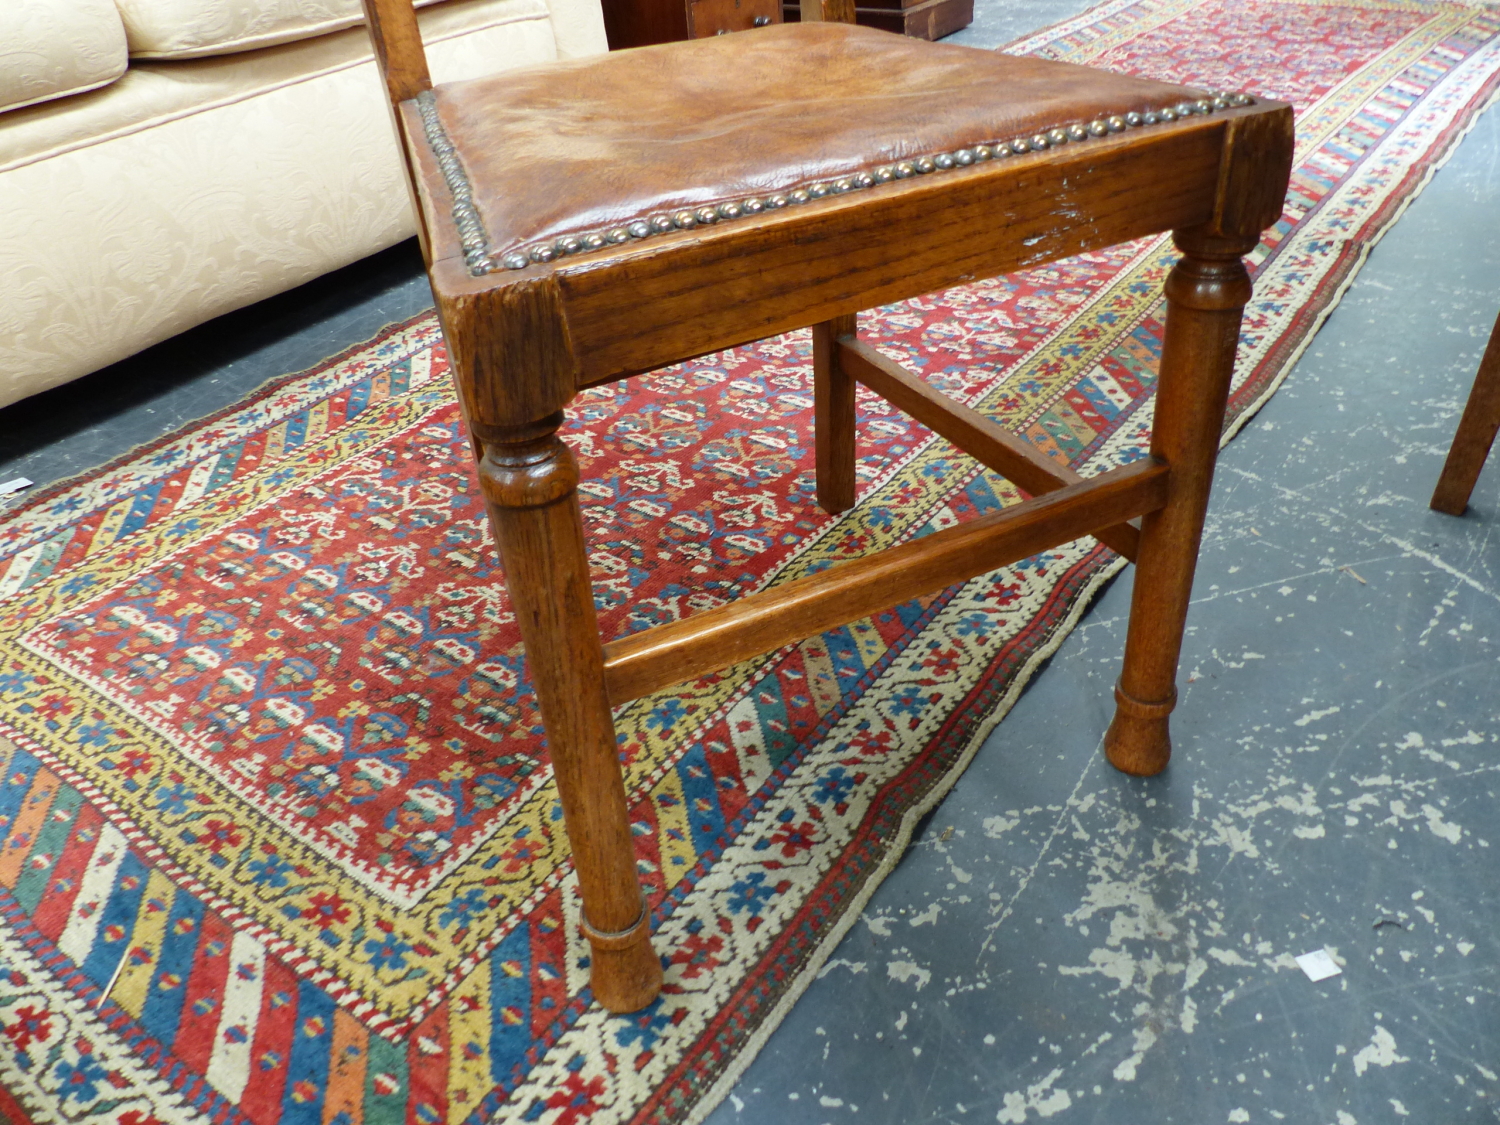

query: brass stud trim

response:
[418,88,1257,276]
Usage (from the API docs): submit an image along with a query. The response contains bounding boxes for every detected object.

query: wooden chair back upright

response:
[362,0,431,107]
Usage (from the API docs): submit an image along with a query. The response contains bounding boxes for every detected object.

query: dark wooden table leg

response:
[1105,229,1256,777]
[479,414,662,1013]
[814,313,859,515]
[1431,306,1500,516]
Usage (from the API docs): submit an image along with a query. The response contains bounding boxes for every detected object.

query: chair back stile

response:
[360,0,435,257]
[360,0,432,105]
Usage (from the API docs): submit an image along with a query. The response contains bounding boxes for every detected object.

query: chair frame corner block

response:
[358,0,1294,1014]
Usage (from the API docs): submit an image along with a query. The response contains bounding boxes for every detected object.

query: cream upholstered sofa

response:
[0,0,606,410]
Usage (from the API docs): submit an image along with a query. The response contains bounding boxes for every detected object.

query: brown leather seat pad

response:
[428,22,1210,262]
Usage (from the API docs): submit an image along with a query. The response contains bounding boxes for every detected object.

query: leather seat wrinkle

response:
[428,22,1207,254]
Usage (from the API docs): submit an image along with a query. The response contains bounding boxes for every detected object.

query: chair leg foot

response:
[1104,681,1174,777]
[583,905,664,1013]
[1428,490,1469,518]
[1430,304,1500,517]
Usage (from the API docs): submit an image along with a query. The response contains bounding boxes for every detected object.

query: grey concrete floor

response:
[2,3,1498,1124]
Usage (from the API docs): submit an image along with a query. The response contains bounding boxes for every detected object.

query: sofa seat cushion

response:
[0,0,128,115]
[0,0,550,174]
[0,0,577,410]
[115,0,449,60]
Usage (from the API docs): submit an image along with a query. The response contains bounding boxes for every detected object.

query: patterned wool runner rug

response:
[1,1,1498,1121]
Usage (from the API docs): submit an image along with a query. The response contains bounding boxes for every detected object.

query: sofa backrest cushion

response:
[115,0,448,60]
[1,0,128,115]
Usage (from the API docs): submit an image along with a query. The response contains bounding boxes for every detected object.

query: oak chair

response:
[1431,306,1500,515]
[358,0,1293,1013]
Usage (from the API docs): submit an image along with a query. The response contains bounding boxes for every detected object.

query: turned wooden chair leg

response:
[1105,229,1257,777]
[479,414,662,1013]
[1431,305,1500,516]
[814,313,859,515]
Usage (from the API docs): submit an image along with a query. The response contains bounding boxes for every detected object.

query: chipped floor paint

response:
[700,1,1500,1122]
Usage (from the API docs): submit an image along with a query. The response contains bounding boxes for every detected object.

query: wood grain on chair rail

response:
[412,115,1237,375]
[837,336,1142,559]
[601,457,1169,705]
[555,121,1232,383]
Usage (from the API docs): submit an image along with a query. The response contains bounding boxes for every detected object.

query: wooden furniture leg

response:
[814,313,859,514]
[1105,229,1256,776]
[1431,305,1500,516]
[803,0,856,20]
[478,415,662,1013]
